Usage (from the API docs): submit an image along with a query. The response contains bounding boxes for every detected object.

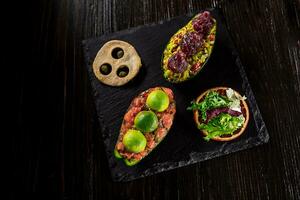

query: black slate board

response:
[82,9,269,182]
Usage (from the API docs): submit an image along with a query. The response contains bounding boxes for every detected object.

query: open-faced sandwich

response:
[114,87,176,166]
[162,11,216,83]
[188,87,249,141]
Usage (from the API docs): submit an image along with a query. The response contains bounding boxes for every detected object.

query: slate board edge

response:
[235,55,270,144]
[82,9,270,182]
[219,8,270,144]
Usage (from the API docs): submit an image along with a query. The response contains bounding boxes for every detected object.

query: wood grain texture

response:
[15,0,300,199]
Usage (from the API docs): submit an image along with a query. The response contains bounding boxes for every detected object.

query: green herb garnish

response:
[187,91,231,121]
[198,113,245,141]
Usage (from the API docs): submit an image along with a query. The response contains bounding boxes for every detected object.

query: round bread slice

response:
[93,40,142,86]
[193,87,249,141]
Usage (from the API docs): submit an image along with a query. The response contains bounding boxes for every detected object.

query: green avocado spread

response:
[162,14,216,83]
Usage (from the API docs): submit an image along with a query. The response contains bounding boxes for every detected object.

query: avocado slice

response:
[114,149,122,159]
[124,159,140,166]
[114,149,140,166]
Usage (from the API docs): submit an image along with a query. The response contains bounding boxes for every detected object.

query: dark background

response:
[14,0,299,199]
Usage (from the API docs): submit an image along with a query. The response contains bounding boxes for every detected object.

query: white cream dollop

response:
[226,88,247,113]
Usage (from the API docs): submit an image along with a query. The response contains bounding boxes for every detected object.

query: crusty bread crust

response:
[193,87,249,142]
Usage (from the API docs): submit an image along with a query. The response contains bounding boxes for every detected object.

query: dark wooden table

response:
[15,0,300,199]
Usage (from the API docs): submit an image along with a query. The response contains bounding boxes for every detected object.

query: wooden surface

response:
[15,0,300,199]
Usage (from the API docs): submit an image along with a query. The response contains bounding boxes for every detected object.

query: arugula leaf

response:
[198,113,244,141]
[187,91,231,121]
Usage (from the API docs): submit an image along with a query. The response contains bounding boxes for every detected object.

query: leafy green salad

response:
[188,88,246,141]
